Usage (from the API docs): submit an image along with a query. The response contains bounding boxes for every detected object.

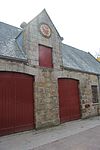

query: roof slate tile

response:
[62,44,100,75]
[0,22,27,62]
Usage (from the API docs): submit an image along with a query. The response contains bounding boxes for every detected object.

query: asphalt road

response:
[33,125,100,150]
[1,117,100,150]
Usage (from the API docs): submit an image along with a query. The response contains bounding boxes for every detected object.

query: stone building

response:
[0,9,100,136]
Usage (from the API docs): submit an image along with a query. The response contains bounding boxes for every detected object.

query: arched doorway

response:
[58,78,81,123]
[0,72,35,136]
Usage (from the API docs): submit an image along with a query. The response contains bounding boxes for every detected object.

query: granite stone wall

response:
[56,69,100,119]
[0,10,100,129]
[0,58,99,128]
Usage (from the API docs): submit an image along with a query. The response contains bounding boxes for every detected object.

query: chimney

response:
[20,22,27,29]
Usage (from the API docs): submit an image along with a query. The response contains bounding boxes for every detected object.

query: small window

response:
[91,85,98,103]
[39,45,53,68]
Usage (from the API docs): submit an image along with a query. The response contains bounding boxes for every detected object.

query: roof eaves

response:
[0,55,28,63]
[62,65,100,76]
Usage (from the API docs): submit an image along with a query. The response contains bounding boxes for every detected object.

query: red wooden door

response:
[58,79,81,123]
[39,45,53,68]
[0,72,34,136]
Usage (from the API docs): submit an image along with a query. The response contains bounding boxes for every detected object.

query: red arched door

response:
[58,78,81,123]
[0,72,34,136]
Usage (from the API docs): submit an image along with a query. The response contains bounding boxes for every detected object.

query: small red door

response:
[39,45,53,68]
[58,79,81,123]
[0,72,34,136]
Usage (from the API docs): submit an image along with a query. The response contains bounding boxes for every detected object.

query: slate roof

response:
[62,44,100,75]
[0,22,27,62]
[0,20,100,75]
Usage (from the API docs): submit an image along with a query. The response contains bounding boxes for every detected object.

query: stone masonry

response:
[0,10,100,129]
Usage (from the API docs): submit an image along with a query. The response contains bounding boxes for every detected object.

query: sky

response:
[0,0,100,57]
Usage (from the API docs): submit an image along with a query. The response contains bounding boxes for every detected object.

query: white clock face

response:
[40,24,51,38]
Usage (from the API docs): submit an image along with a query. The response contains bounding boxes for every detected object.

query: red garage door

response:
[0,72,34,136]
[58,79,81,123]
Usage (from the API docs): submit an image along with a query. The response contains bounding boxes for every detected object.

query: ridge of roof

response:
[62,43,89,54]
[0,21,21,30]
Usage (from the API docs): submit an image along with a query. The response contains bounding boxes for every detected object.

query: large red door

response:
[0,72,34,136]
[58,79,81,123]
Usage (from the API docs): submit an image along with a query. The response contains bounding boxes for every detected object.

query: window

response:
[91,85,98,103]
[39,45,53,68]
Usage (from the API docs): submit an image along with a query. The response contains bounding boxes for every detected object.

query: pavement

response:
[33,125,100,150]
[0,116,100,150]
